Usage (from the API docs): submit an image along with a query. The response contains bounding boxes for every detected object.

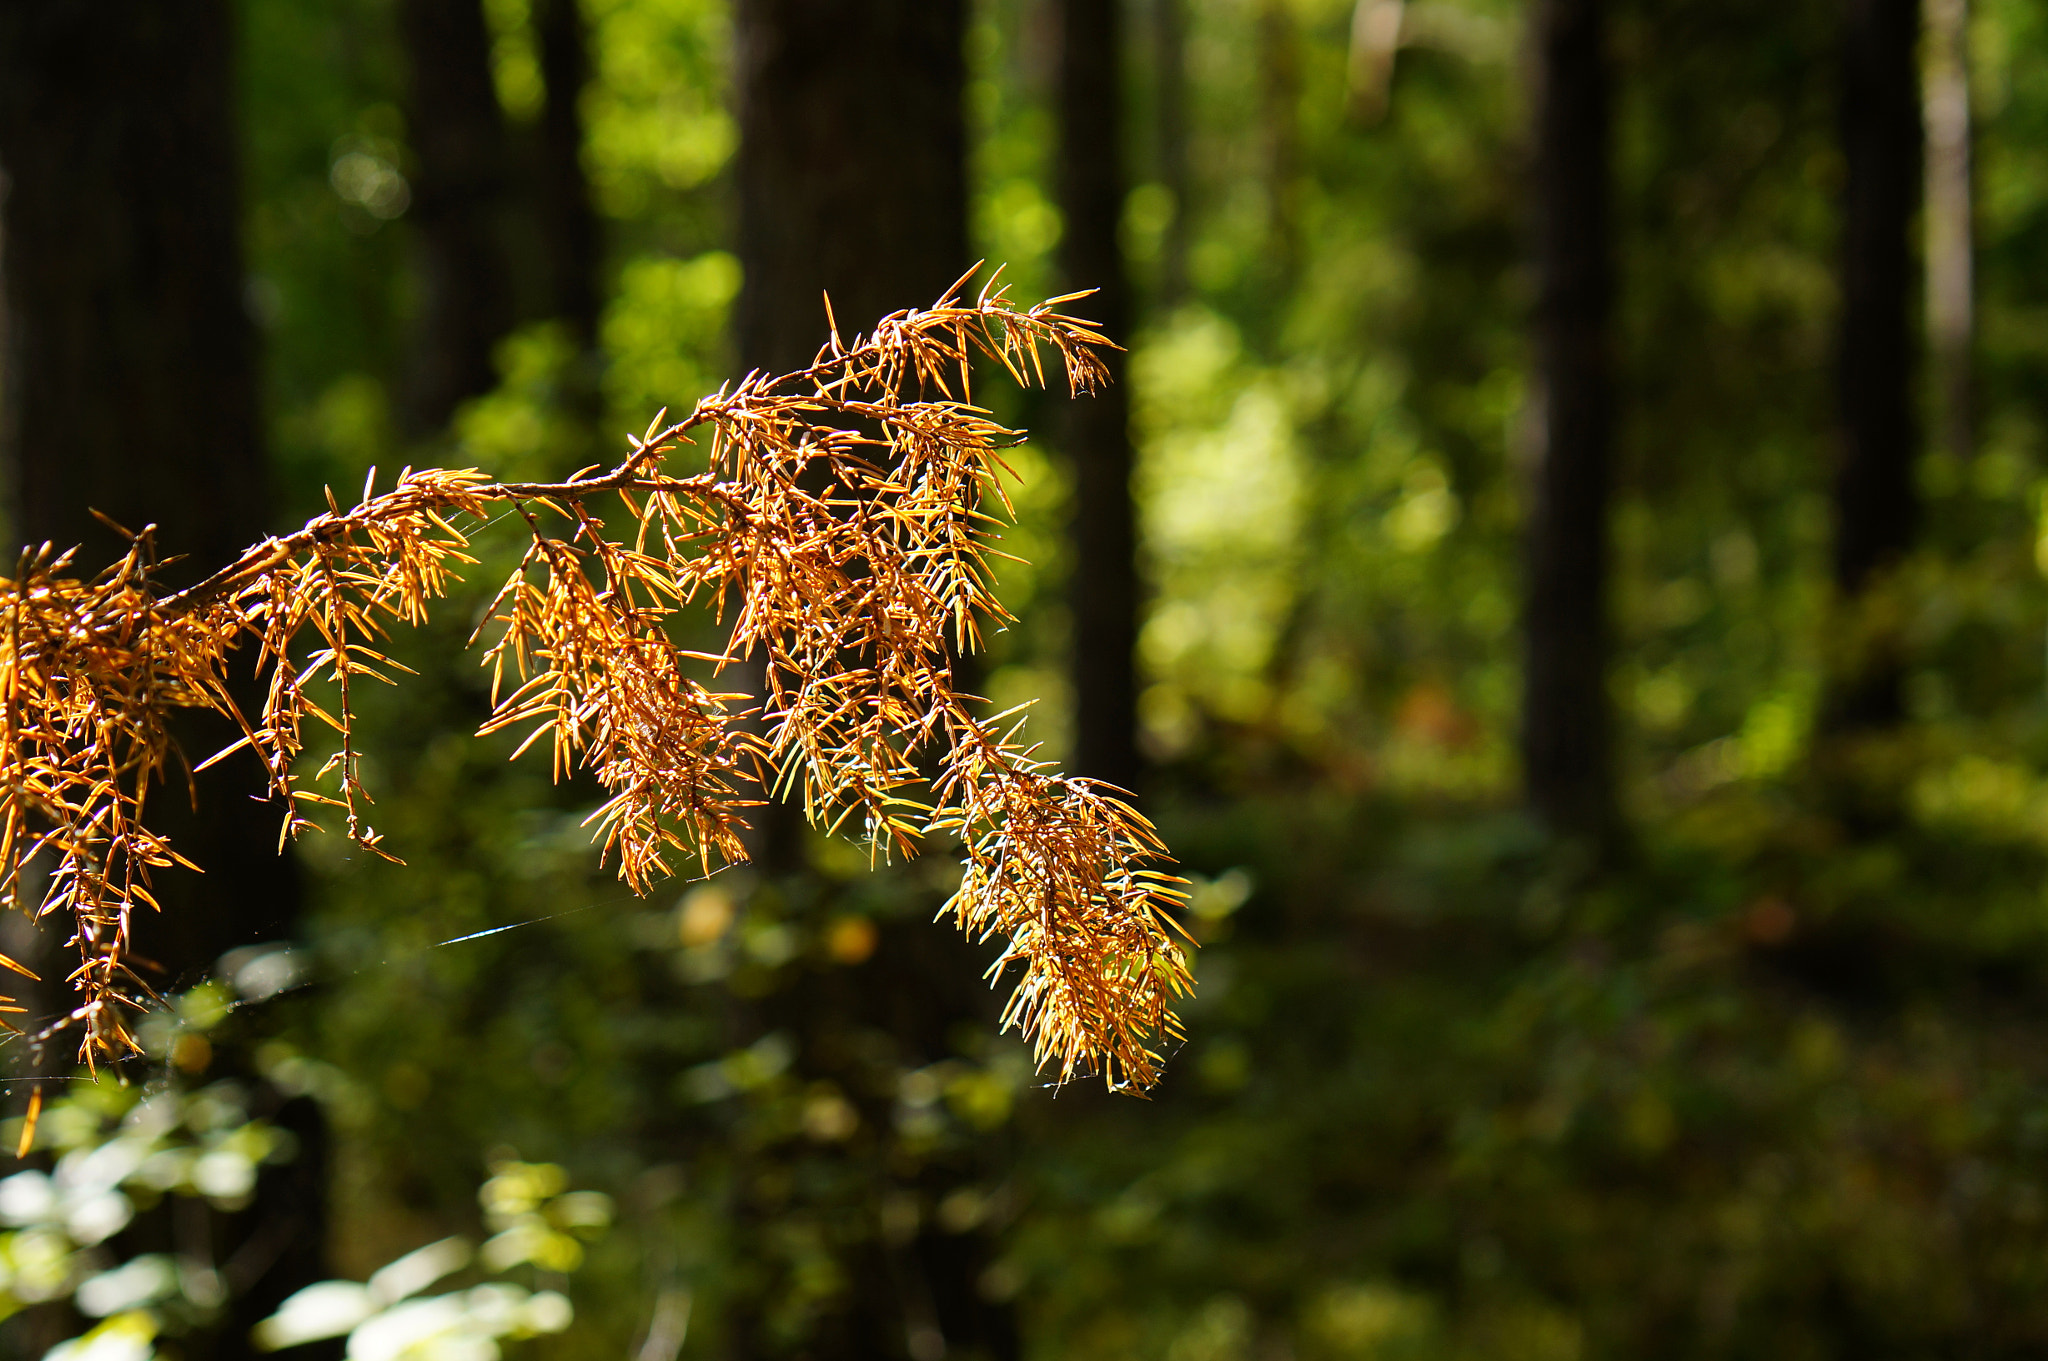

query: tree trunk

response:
[1522,0,1617,845]
[1258,0,1303,291]
[734,0,969,381]
[1348,0,1406,124]
[1153,0,1192,305]
[0,0,295,953]
[733,0,971,872]
[1924,0,1970,464]
[1058,0,1142,796]
[399,0,517,434]
[536,0,602,349]
[1828,0,1921,732]
[726,12,1006,1361]
[0,5,327,1357]
[0,3,268,576]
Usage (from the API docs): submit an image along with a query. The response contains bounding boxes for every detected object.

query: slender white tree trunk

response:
[1924,0,1972,461]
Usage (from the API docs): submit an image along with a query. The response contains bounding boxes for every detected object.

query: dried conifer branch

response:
[0,275,1192,1093]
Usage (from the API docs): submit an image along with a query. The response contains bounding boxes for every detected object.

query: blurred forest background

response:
[7,0,2048,1357]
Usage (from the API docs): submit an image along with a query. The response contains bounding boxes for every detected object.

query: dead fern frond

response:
[0,275,1191,1097]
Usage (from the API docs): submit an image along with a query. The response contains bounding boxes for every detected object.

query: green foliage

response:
[0,1051,607,1361]
[0,1075,292,1331]
[253,1157,607,1358]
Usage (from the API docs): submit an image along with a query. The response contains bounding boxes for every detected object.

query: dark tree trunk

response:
[735,0,969,380]
[726,12,1006,1361]
[1827,0,1921,732]
[0,3,267,575]
[1058,0,1142,796]
[1153,0,1192,305]
[1258,0,1303,291]
[0,5,327,1358]
[536,0,602,348]
[734,0,971,872]
[757,913,1021,1361]
[399,0,517,434]
[0,0,297,955]
[1522,0,1617,844]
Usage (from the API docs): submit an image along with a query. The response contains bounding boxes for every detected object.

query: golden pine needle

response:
[0,280,1188,1114]
[16,1084,39,1158]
